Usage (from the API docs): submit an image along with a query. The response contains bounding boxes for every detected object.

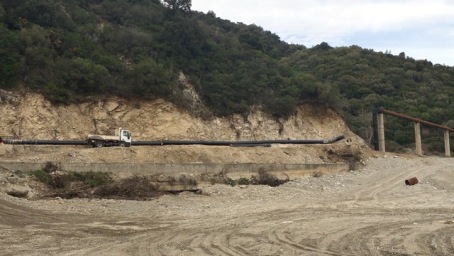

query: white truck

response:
[87,128,132,147]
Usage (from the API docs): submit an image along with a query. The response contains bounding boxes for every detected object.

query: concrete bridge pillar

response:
[378,113,385,152]
[445,130,451,157]
[414,122,422,156]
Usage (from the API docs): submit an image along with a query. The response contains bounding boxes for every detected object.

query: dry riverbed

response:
[1,154,454,255]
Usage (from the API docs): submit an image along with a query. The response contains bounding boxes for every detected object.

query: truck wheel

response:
[95,140,104,148]
[119,142,126,147]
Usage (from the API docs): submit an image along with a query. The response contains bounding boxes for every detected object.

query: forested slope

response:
[0,0,453,152]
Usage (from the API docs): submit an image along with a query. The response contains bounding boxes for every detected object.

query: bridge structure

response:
[373,108,453,157]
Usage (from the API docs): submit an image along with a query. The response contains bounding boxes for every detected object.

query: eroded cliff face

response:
[0,90,372,165]
[0,90,364,146]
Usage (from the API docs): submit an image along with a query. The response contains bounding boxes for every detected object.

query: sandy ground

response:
[1,153,454,256]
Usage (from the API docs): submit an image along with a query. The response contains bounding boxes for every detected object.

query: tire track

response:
[328,221,404,255]
[270,226,340,255]
[353,164,430,201]
[417,225,454,256]
[200,232,243,256]
[2,157,454,255]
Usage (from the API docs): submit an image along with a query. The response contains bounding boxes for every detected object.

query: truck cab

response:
[119,129,132,145]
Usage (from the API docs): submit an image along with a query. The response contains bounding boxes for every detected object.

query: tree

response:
[127,59,174,98]
[0,3,4,21]
[161,0,191,13]
[0,24,21,88]
[10,0,75,29]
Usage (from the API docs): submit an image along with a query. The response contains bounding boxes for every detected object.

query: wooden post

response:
[378,113,385,152]
[445,130,451,157]
[414,122,422,156]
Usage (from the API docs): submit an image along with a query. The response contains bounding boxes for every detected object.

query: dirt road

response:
[1,154,454,255]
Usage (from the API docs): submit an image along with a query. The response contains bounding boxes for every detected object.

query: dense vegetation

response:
[0,0,453,152]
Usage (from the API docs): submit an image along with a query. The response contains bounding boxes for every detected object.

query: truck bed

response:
[87,134,119,141]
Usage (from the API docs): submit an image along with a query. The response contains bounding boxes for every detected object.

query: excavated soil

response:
[1,91,453,255]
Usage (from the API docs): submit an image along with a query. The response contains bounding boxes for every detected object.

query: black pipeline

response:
[1,135,345,146]
[0,139,87,145]
[132,135,345,146]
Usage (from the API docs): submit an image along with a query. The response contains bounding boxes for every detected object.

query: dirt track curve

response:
[2,155,454,255]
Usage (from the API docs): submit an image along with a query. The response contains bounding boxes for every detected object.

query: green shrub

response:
[65,171,113,187]
[93,175,160,199]
[30,169,53,185]
[31,168,112,189]
[225,170,288,187]
[226,178,237,187]
[237,177,250,185]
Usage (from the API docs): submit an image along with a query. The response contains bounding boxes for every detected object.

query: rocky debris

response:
[0,169,37,199]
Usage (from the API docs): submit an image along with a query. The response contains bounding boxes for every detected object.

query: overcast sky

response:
[192,0,454,66]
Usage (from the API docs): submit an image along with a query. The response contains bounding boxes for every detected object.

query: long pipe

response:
[1,139,87,145]
[1,135,345,146]
[128,135,345,146]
